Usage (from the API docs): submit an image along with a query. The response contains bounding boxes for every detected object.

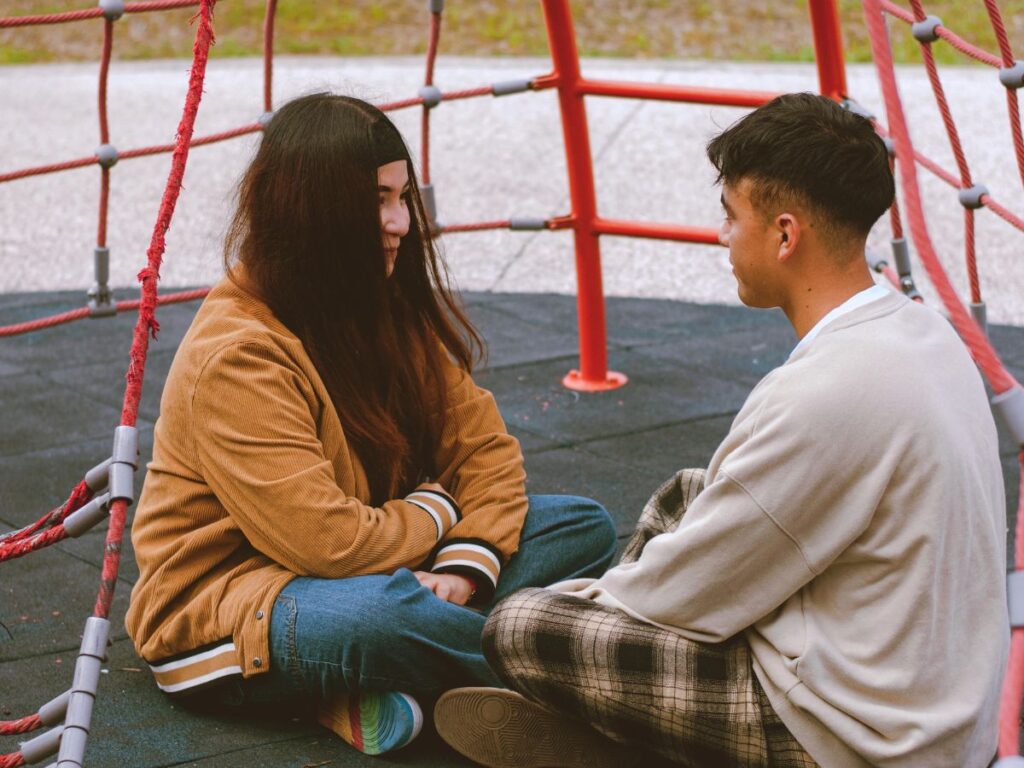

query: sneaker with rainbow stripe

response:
[317,690,423,755]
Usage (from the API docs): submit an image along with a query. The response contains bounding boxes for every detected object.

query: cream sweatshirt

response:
[554,292,1008,767]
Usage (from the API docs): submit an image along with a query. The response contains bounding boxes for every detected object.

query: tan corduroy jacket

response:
[125,277,527,693]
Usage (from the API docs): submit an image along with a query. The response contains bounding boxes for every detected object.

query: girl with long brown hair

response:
[125,93,615,757]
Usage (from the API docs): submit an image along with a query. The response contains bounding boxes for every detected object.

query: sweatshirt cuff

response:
[405,488,461,542]
[431,538,502,601]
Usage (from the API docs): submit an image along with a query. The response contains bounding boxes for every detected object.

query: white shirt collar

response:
[791,284,891,356]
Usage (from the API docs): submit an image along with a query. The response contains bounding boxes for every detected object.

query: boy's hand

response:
[413,571,475,605]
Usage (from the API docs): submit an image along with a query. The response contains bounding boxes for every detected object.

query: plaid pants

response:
[482,469,817,768]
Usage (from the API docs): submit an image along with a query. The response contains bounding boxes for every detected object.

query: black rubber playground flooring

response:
[1,288,1022,767]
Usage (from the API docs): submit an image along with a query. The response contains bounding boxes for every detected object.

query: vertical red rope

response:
[421,10,441,184]
[984,0,1024,191]
[1004,451,1024,756]
[888,157,905,239]
[262,0,276,113]
[94,0,217,620]
[965,209,980,303]
[97,18,114,248]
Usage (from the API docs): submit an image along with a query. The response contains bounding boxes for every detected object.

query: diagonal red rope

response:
[94,0,217,620]
[0,288,211,339]
[0,481,91,545]
[0,715,42,737]
[0,0,200,28]
[907,0,981,303]
[879,0,1002,66]
[861,2,1015,391]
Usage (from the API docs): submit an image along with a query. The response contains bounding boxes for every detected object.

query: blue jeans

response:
[208,494,615,707]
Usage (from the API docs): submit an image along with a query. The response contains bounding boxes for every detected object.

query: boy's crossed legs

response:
[436,470,816,768]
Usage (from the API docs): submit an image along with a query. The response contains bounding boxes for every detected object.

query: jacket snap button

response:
[253,657,262,668]
[255,610,264,620]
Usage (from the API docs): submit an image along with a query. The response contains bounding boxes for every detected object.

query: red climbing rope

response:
[0,716,42,737]
[0,0,199,28]
[92,0,216,621]
[864,2,1024,759]
[905,0,982,303]
[983,0,1024,191]
[878,0,1002,66]
[0,481,91,546]
[0,288,211,339]
[0,751,25,768]
[864,0,1016,398]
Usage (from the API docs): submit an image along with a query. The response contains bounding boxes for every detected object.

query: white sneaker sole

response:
[434,687,634,768]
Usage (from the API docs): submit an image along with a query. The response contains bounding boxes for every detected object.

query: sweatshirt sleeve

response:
[191,341,454,579]
[428,359,527,601]
[563,378,882,642]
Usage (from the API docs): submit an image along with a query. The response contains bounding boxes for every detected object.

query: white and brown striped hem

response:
[432,539,503,600]
[405,488,461,541]
[148,639,242,694]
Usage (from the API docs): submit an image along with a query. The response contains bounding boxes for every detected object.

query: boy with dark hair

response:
[433,93,1008,767]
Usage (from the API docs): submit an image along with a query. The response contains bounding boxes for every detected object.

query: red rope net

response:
[2,0,1022,762]
[864,0,1024,758]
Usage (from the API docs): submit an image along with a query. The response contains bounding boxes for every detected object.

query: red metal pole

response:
[593,218,721,245]
[578,79,778,108]
[808,0,848,100]
[541,0,626,392]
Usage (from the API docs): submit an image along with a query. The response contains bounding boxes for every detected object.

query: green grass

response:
[0,1,1020,66]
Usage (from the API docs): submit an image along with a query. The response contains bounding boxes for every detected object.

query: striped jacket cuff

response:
[431,538,503,601]
[148,639,242,695]
[405,488,462,542]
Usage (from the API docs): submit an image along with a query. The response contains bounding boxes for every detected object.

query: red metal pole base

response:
[562,369,628,392]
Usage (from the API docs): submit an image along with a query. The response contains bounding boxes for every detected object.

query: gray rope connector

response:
[1008,571,1024,628]
[1000,60,1024,89]
[420,183,439,232]
[889,238,922,300]
[98,0,125,22]
[258,110,274,127]
[94,144,118,169]
[840,99,874,121]
[109,426,139,504]
[911,15,942,43]
[492,79,532,97]
[428,0,444,12]
[958,183,988,209]
[38,691,71,727]
[970,301,988,335]
[865,249,888,272]
[84,458,111,494]
[56,617,110,768]
[20,725,63,765]
[993,757,1024,768]
[63,493,111,538]
[509,218,547,231]
[992,384,1024,448]
[418,85,443,109]
[88,247,116,318]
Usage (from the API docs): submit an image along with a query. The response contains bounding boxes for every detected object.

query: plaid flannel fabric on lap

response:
[482,468,817,768]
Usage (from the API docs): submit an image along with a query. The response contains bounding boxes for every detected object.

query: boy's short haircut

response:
[706,93,895,246]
